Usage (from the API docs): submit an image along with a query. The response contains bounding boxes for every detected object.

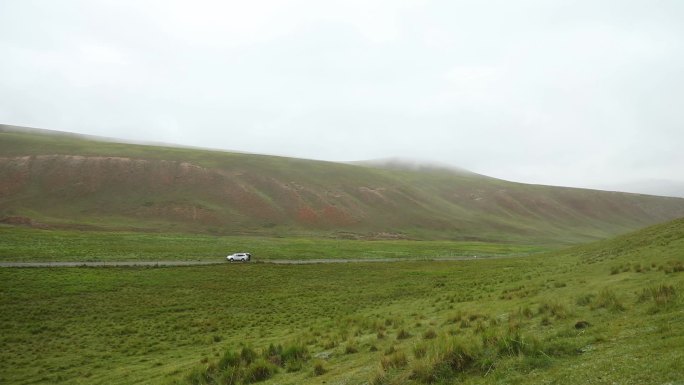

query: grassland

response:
[1,218,683,384]
[0,226,547,262]
[3,125,684,244]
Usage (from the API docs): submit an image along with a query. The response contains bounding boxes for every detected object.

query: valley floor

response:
[0,226,546,262]
[1,219,683,384]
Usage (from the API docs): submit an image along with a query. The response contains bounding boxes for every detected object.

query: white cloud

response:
[0,0,683,193]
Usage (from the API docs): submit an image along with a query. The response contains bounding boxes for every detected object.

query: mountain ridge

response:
[2,124,684,244]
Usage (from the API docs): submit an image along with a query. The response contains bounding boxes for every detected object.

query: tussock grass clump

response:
[651,284,677,304]
[265,342,309,369]
[446,311,465,324]
[538,300,571,319]
[591,288,625,312]
[284,359,303,373]
[370,367,389,385]
[396,329,412,340]
[344,340,359,354]
[218,350,241,370]
[312,360,326,376]
[517,305,534,318]
[423,329,437,340]
[661,261,684,274]
[240,346,258,365]
[409,337,482,383]
[243,359,277,383]
[576,293,595,306]
[185,366,212,385]
[381,351,408,370]
[184,342,311,384]
[638,284,677,307]
[398,325,581,384]
[413,343,428,358]
[281,343,309,363]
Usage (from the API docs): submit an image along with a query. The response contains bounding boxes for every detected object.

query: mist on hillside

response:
[1,1,683,195]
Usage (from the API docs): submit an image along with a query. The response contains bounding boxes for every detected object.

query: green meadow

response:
[1,218,683,384]
[0,226,546,262]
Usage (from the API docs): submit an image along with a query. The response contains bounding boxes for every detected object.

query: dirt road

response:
[0,256,495,268]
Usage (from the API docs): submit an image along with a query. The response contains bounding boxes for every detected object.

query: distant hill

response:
[553,216,684,267]
[595,179,684,198]
[2,124,684,244]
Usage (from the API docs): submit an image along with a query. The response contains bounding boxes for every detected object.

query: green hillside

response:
[2,124,684,244]
[1,214,682,385]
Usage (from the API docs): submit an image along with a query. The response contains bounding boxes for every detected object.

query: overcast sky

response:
[1,0,683,194]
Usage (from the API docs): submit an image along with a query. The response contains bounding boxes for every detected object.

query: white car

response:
[226,252,251,262]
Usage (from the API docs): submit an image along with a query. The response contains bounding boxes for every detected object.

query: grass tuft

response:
[396,329,412,340]
[591,288,626,312]
[312,360,326,376]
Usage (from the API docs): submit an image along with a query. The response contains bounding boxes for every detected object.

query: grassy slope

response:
[0,226,545,262]
[1,218,682,385]
[2,125,684,244]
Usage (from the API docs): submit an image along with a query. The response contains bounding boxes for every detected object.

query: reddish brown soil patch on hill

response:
[0,156,30,197]
[321,205,357,226]
[0,216,49,229]
[131,203,221,225]
[297,206,319,224]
